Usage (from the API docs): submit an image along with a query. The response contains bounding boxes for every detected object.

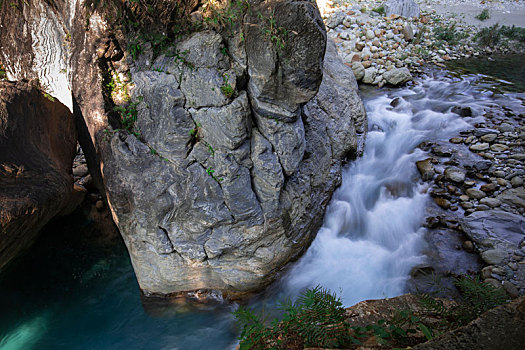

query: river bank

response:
[320,0,525,86]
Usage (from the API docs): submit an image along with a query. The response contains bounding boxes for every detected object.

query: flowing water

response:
[1,61,523,349]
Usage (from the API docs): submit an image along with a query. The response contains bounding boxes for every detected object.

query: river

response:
[1,56,523,349]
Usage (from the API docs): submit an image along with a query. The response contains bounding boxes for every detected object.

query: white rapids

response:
[281,73,490,306]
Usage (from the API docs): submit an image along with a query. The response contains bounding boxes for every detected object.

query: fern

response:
[453,276,507,322]
[234,286,352,349]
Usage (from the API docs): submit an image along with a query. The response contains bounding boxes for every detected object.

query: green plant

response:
[206,166,223,182]
[434,22,467,45]
[128,40,142,60]
[257,10,289,53]
[476,24,525,46]
[203,0,250,33]
[220,73,234,98]
[43,93,55,102]
[171,49,194,70]
[207,143,215,156]
[352,309,433,347]
[475,9,490,21]
[235,286,354,349]
[372,5,385,16]
[419,275,508,328]
[189,122,201,138]
[113,96,143,137]
[0,62,7,80]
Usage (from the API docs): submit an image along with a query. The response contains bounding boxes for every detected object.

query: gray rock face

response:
[2,0,366,298]
[383,67,412,86]
[0,81,77,270]
[385,0,420,18]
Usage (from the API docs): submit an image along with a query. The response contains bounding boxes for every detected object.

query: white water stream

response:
[280,73,490,306]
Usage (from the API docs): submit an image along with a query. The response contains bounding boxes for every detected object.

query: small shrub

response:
[220,73,234,98]
[434,23,467,45]
[476,24,502,46]
[475,9,490,21]
[113,96,143,137]
[372,5,385,16]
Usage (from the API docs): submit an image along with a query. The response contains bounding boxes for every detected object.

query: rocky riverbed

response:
[320,0,525,86]
[397,67,525,301]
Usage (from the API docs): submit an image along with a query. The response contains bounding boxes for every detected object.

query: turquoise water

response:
[0,210,238,350]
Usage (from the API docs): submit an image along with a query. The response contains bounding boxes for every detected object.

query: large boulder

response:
[0,80,77,270]
[0,0,367,298]
[385,0,420,19]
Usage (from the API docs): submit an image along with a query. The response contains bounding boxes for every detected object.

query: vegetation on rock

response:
[234,276,509,349]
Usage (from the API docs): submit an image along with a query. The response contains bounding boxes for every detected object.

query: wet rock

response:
[451,106,472,117]
[469,143,490,152]
[473,128,499,137]
[474,160,492,172]
[449,137,464,144]
[432,146,452,157]
[480,183,497,193]
[416,158,435,181]
[444,167,466,183]
[461,210,525,261]
[466,188,486,200]
[390,97,402,108]
[434,197,451,209]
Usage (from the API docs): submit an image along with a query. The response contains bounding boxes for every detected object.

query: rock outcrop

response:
[413,296,525,350]
[0,0,366,297]
[0,80,77,270]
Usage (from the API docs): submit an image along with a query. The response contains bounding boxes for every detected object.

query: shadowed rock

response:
[0,80,77,270]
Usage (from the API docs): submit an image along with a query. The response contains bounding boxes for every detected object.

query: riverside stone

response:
[383,67,412,85]
[351,62,365,81]
[481,249,509,265]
